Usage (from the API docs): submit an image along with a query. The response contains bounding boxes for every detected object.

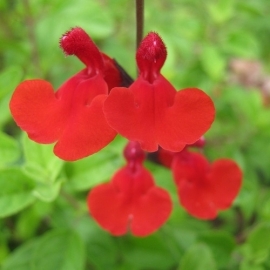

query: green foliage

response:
[1,0,270,269]
[2,229,85,270]
[0,168,35,218]
[179,243,217,270]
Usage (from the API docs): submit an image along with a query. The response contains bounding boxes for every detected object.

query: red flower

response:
[9,27,120,161]
[87,141,172,236]
[172,150,242,219]
[103,32,215,152]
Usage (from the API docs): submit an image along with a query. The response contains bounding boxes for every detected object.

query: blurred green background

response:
[1,0,270,269]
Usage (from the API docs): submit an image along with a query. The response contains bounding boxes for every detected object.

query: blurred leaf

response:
[0,132,20,166]
[208,0,235,24]
[179,243,217,270]
[35,0,115,75]
[223,30,260,58]
[83,218,119,270]
[0,66,23,100]
[245,222,270,264]
[65,136,125,191]
[31,229,85,270]
[122,234,177,270]
[0,242,9,265]
[15,206,42,239]
[200,45,226,81]
[2,238,40,270]
[198,231,235,268]
[0,66,23,127]
[260,195,270,220]
[0,168,35,218]
[2,229,85,270]
[22,133,64,183]
[32,178,63,202]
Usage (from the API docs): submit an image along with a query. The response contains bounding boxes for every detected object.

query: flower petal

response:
[54,94,116,161]
[172,151,209,186]
[207,159,242,209]
[10,80,67,143]
[87,182,130,236]
[159,88,215,150]
[177,181,218,219]
[87,166,172,236]
[131,186,172,236]
[172,151,216,219]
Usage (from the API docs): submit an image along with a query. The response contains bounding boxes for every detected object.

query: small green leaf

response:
[200,45,226,81]
[2,239,40,270]
[179,243,217,270]
[84,219,119,270]
[198,231,235,268]
[0,66,23,127]
[246,222,270,264]
[32,229,85,270]
[223,30,260,58]
[22,133,64,183]
[33,178,63,202]
[122,234,177,270]
[207,0,235,24]
[0,168,35,218]
[2,229,85,270]
[0,132,20,166]
[66,136,126,191]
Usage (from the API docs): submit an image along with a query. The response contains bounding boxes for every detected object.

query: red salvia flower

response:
[9,27,120,161]
[103,32,215,152]
[172,149,242,219]
[87,141,172,236]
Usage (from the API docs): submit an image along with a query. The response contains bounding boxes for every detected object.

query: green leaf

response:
[31,229,85,270]
[2,229,85,270]
[246,222,270,264]
[22,133,64,183]
[33,178,63,202]
[0,66,23,127]
[122,234,177,270]
[200,45,226,81]
[66,136,126,191]
[198,231,235,268]
[207,0,235,24]
[0,132,20,166]
[0,168,35,218]
[179,243,217,270]
[223,30,260,58]
[2,239,40,270]
[84,219,119,270]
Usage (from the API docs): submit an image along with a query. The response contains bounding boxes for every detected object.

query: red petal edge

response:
[9,80,66,143]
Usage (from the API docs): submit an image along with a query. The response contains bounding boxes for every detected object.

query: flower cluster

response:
[10,27,215,161]
[87,138,242,235]
[9,27,241,236]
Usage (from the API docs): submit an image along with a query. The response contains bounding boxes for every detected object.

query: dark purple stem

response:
[136,0,144,49]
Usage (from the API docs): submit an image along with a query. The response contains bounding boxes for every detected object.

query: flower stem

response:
[136,0,144,49]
